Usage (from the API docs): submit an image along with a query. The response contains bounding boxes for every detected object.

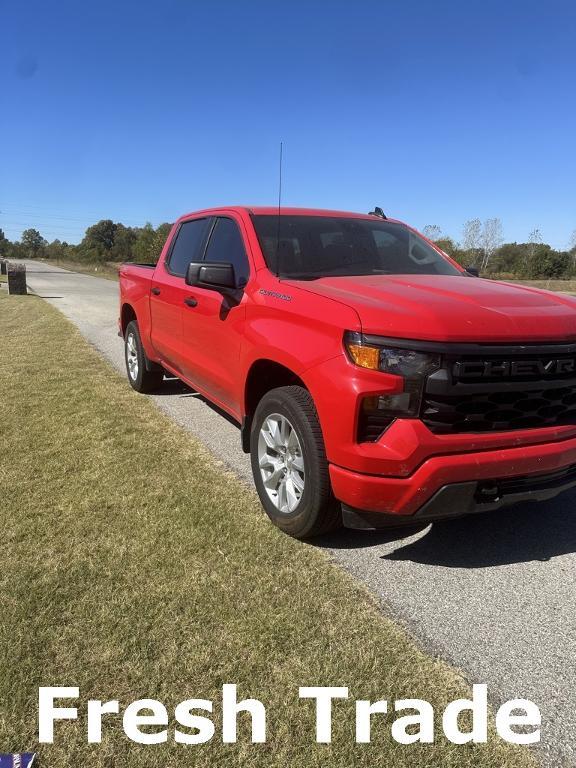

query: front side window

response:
[167,218,210,276]
[251,215,461,278]
[204,217,250,285]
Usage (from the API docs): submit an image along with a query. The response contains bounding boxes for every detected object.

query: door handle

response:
[184,296,198,308]
[151,287,161,295]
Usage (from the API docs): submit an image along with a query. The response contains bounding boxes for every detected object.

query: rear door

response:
[149,217,211,371]
[179,215,251,415]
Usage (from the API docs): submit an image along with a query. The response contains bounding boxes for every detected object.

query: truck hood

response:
[289,275,576,342]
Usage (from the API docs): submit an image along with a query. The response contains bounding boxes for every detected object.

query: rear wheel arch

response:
[121,303,137,335]
[123,320,164,393]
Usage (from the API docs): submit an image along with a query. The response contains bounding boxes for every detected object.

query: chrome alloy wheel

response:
[126,332,139,381]
[258,413,305,513]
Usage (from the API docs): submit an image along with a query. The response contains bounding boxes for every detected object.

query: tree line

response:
[423,219,576,279]
[0,219,172,266]
[1,217,575,280]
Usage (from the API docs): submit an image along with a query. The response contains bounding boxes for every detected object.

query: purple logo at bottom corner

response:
[0,755,36,768]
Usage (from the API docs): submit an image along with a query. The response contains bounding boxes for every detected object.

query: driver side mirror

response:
[465,266,480,277]
[186,261,237,291]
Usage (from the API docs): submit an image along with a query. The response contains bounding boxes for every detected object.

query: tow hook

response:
[475,482,502,504]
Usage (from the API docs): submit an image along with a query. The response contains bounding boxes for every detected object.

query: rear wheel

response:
[250,386,341,538]
[124,320,163,393]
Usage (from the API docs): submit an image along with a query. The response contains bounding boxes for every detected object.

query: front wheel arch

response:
[242,359,307,452]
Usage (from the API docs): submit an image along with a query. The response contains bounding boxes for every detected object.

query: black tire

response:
[124,320,164,393]
[250,385,341,538]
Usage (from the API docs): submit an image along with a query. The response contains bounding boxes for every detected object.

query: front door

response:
[149,216,211,373]
[179,216,251,416]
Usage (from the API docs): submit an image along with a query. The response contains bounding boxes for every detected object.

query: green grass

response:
[514,279,576,295]
[0,293,535,768]
[491,276,576,294]
[37,258,121,281]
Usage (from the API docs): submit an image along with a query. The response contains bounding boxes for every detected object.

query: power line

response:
[0,208,158,223]
[3,220,87,229]
[0,202,163,221]
[0,211,95,223]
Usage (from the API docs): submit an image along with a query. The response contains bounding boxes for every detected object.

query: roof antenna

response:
[369,206,387,219]
[275,141,283,277]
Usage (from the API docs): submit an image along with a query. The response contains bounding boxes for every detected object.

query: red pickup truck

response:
[119,207,576,537]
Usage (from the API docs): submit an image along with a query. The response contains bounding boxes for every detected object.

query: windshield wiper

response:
[279,273,323,281]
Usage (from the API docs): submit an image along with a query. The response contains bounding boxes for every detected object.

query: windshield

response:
[251,215,461,278]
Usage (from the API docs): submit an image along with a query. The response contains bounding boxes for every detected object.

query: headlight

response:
[344,332,440,377]
[344,332,441,440]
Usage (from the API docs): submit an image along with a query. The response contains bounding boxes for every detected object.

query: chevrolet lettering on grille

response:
[453,359,576,379]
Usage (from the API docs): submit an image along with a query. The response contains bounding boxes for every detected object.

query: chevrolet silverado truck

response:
[119,207,576,537]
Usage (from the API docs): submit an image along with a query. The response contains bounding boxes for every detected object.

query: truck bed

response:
[119,263,157,348]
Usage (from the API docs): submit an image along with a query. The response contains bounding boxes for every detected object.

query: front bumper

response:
[329,433,576,527]
[304,353,576,477]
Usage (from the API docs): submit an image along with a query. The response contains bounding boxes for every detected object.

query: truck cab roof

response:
[177,206,403,224]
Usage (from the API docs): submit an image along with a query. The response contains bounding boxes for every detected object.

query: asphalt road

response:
[10,260,576,766]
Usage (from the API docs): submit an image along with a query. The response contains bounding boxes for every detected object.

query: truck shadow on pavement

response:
[153,377,194,396]
[319,495,576,568]
[153,376,241,427]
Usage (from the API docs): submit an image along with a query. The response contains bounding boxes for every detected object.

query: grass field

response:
[502,278,576,294]
[0,293,535,768]
[36,258,121,281]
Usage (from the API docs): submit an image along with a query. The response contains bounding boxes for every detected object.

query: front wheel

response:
[124,320,164,393]
[250,386,341,538]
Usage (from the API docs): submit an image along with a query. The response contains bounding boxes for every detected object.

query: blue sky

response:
[1,0,575,248]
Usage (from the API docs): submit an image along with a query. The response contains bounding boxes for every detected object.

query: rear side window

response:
[167,218,209,276]
[204,217,250,285]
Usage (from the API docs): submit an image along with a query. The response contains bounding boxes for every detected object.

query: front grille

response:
[421,343,576,435]
[423,384,576,433]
